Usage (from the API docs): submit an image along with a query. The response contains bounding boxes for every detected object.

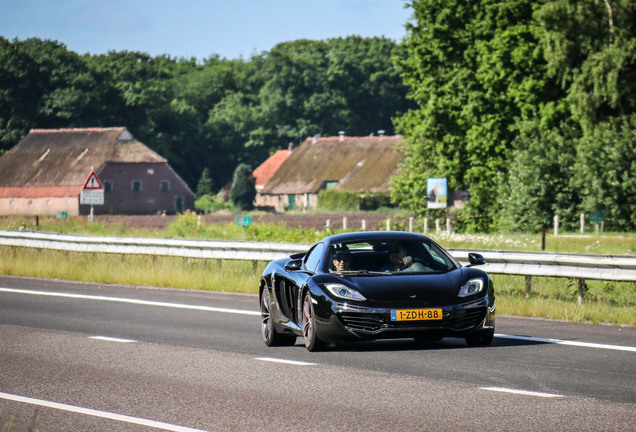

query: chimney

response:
[339,131,345,142]
[312,134,320,144]
[378,130,385,139]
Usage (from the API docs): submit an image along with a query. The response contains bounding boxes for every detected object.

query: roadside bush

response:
[195,191,233,214]
[317,190,360,211]
[360,192,394,211]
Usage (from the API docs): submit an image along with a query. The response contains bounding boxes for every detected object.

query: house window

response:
[104,181,113,192]
[160,180,171,191]
[324,181,338,190]
[147,168,154,175]
[132,180,142,191]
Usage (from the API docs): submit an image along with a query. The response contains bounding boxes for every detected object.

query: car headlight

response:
[458,278,484,297]
[323,283,366,301]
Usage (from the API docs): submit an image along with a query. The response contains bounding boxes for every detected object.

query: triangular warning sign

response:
[82,169,104,190]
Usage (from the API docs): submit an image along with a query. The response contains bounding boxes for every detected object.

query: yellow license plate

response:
[391,308,442,321]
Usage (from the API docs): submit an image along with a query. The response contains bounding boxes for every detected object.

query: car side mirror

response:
[467,253,486,266]
[284,259,303,272]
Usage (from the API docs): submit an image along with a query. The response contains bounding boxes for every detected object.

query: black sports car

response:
[259,231,495,351]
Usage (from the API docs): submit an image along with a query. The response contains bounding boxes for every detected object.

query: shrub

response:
[317,190,360,211]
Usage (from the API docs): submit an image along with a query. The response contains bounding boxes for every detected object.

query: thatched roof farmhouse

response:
[256,134,404,211]
[0,127,194,216]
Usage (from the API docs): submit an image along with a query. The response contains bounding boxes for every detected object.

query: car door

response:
[277,243,324,326]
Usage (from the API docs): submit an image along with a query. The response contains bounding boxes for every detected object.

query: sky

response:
[0,0,413,60]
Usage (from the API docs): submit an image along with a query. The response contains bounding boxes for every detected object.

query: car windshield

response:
[326,239,457,274]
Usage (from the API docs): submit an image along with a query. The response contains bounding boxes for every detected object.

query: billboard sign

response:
[427,177,447,209]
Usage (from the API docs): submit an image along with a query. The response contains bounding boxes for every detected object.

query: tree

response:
[393,0,549,231]
[572,116,636,231]
[196,167,213,198]
[0,37,100,152]
[229,163,256,210]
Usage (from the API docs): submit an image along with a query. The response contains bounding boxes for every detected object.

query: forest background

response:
[1,0,634,233]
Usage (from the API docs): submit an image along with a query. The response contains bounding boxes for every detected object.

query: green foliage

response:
[0,35,410,195]
[317,189,360,211]
[395,0,636,231]
[360,193,394,211]
[229,163,256,210]
[498,123,581,232]
[196,168,213,198]
[572,115,636,231]
[245,223,321,243]
[165,211,202,237]
[195,191,232,214]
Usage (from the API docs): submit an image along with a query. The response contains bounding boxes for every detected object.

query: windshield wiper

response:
[335,270,392,276]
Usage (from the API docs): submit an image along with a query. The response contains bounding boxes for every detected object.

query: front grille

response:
[338,304,487,335]
[447,307,486,330]
[340,313,384,332]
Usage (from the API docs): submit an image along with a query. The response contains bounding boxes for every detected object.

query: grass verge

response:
[1,246,634,326]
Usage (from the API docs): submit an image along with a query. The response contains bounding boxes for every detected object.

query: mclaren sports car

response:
[259,231,495,351]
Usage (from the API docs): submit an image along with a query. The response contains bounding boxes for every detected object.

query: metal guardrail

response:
[1,230,635,282]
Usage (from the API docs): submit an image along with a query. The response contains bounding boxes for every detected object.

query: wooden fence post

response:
[578,279,586,305]
[580,213,585,233]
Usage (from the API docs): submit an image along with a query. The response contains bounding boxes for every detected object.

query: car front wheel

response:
[302,291,324,351]
[261,288,296,346]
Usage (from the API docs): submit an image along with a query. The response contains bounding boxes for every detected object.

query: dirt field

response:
[98,212,415,231]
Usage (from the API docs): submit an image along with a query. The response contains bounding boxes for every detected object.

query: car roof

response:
[320,231,433,244]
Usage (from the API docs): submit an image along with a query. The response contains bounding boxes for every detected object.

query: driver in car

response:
[331,243,351,272]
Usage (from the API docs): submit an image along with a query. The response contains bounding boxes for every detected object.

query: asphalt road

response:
[1,275,634,431]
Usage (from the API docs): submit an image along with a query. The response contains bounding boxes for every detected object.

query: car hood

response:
[335,268,474,305]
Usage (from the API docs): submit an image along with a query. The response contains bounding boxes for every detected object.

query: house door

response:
[287,194,295,210]
[174,196,184,213]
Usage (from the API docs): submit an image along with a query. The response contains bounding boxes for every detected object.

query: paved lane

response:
[1,275,635,431]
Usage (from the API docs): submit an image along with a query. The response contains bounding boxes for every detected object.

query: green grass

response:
[0,246,266,294]
[1,214,635,326]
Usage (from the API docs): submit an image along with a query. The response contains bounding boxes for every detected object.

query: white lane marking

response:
[0,392,211,432]
[495,333,636,353]
[480,387,564,398]
[3,287,634,353]
[0,287,260,316]
[254,357,316,366]
[89,336,137,343]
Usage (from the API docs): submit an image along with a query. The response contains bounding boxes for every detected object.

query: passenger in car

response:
[381,242,428,272]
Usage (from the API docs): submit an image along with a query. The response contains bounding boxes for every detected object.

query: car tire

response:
[465,328,495,347]
[302,291,324,352]
[261,288,297,346]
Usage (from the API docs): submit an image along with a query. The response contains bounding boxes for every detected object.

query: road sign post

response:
[80,168,104,221]
[235,215,252,240]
